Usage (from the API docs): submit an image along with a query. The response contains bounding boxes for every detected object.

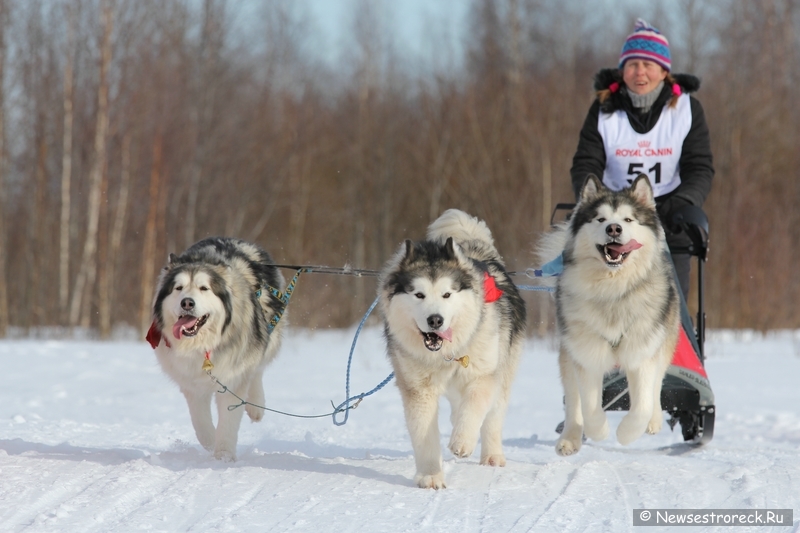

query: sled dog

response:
[147,237,287,461]
[538,175,680,455]
[378,209,526,489]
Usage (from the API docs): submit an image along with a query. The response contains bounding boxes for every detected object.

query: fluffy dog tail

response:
[427,208,495,246]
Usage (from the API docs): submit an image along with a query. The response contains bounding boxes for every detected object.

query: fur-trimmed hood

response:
[593,68,701,113]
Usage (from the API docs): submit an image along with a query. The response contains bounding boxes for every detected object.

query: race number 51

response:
[627,162,661,184]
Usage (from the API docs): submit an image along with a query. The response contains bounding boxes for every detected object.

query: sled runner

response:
[553,204,715,445]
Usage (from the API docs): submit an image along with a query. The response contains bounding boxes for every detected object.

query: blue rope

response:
[332,297,395,426]
[516,284,556,292]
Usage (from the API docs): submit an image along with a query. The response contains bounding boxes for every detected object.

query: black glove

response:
[660,196,692,234]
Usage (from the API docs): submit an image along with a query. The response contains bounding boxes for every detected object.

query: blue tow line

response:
[330,255,563,426]
[332,297,393,426]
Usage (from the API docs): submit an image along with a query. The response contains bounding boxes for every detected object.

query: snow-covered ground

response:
[1,329,798,532]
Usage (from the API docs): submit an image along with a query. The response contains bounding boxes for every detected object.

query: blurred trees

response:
[0,0,796,336]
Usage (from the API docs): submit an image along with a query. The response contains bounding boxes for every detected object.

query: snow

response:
[1,329,799,532]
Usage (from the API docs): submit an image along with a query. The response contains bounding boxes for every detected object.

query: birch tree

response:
[0,0,9,337]
[59,0,76,320]
[69,0,112,328]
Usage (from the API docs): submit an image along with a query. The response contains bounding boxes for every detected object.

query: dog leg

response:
[479,344,521,466]
[647,345,671,435]
[400,385,445,489]
[213,388,247,461]
[575,362,608,442]
[617,360,658,445]
[182,388,215,452]
[556,350,584,456]
[479,390,508,467]
[449,376,494,460]
[245,369,266,423]
[647,375,664,435]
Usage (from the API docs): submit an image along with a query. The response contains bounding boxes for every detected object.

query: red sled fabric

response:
[671,327,706,378]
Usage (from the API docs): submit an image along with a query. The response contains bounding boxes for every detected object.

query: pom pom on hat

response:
[619,19,671,72]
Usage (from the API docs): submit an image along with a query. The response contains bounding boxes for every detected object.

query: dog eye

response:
[175,286,183,291]
[624,218,633,223]
[200,286,209,291]
[414,292,425,299]
[442,292,451,299]
[597,217,606,223]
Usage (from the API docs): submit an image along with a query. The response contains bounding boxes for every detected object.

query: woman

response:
[570,19,714,300]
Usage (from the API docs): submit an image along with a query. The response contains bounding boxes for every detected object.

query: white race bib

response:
[598,93,692,197]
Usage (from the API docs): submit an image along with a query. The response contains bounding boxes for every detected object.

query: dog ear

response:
[443,237,469,265]
[630,173,656,208]
[578,174,603,204]
[162,253,179,271]
[443,237,457,260]
[401,239,415,264]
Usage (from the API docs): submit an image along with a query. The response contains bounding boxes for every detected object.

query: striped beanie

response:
[619,19,671,71]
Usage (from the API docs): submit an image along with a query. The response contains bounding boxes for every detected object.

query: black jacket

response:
[570,68,714,248]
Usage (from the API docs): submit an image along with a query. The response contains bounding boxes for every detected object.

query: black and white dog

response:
[147,237,287,461]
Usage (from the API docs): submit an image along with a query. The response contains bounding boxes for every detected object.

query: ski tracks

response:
[504,459,635,533]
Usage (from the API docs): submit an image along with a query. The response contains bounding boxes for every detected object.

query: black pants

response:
[672,253,691,302]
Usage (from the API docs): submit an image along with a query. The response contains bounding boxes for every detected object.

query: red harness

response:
[483,272,503,303]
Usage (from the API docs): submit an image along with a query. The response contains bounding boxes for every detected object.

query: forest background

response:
[0,0,793,338]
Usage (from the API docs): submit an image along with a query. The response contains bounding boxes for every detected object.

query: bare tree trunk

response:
[99,132,130,337]
[0,0,8,336]
[59,1,76,320]
[289,153,312,261]
[140,136,163,334]
[31,136,47,323]
[103,134,132,328]
[185,0,220,247]
[69,0,112,328]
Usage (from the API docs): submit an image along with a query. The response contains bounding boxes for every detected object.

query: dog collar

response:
[202,351,213,371]
[443,352,470,368]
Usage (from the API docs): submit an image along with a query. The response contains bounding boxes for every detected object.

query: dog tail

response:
[427,209,494,246]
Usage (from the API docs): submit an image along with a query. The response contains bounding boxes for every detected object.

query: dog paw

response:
[555,437,581,456]
[584,415,609,441]
[448,437,475,458]
[246,403,264,423]
[646,414,663,435]
[415,472,446,490]
[480,454,506,467]
[616,413,648,445]
[213,448,237,462]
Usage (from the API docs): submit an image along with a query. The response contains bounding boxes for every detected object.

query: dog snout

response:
[606,223,622,238]
[427,314,444,330]
[181,297,195,311]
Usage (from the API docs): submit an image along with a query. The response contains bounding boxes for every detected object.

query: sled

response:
[552,204,715,445]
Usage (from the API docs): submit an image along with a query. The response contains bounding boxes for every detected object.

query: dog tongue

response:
[436,328,453,342]
[173,316,198,339]
[607,239,643,255]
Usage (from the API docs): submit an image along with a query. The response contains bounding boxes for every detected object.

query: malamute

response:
[378,209,527,489]
[538,175,680,455]
[146,237,287,461]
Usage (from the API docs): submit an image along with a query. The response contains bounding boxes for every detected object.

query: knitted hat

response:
[619,19,671,71]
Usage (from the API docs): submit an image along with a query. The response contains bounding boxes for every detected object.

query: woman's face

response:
[622,59,668,95]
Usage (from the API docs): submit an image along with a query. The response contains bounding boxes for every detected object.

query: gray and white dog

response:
[537,175,681,455]
[379,209,527,489]
[148,237,287,461]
